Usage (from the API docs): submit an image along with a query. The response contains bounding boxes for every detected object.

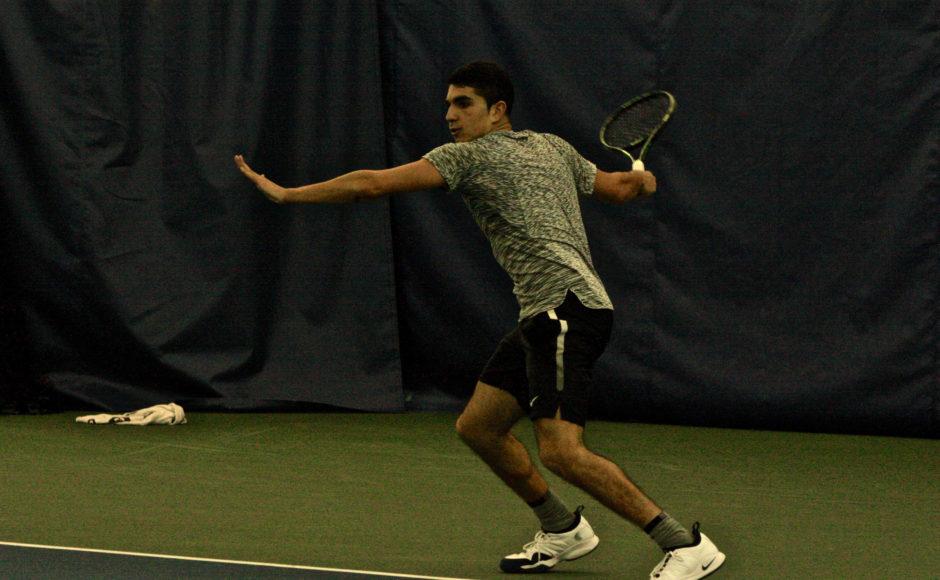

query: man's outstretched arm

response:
[234,155,446,204]
[592,169,656,204]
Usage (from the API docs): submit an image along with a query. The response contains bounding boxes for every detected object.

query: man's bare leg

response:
[457,382,599,574]
[534,416,662,528]
[455,381,548,503]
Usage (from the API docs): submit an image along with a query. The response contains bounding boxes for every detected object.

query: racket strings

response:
[603,96,672,148]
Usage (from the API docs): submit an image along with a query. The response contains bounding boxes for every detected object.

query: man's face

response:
[445,85,498,143]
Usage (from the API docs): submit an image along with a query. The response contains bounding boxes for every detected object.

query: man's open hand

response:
[234,155,289,203]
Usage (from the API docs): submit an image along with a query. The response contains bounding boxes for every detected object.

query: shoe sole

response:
[500,535,600,574]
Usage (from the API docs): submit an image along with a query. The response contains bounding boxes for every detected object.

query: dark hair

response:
[447,61,514,116]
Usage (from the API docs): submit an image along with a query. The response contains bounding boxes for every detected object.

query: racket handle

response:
[632,159,645,171]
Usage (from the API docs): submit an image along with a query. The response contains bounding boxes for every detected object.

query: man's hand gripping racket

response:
[600,90,676,175]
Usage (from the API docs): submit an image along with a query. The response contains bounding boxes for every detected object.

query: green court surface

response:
[1,412,937,579]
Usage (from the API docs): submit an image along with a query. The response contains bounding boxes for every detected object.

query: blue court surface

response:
[0,542,472,580]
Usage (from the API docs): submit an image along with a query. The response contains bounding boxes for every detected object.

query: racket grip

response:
[632,159,645,171]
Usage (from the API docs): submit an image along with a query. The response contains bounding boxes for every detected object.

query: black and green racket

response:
[599,90,676,171]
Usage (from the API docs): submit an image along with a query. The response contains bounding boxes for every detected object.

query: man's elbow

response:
[358,170,386,200]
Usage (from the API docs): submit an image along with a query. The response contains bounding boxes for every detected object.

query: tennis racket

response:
[599,90,676,171]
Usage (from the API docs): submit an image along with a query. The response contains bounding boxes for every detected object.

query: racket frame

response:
[599,90,676,171]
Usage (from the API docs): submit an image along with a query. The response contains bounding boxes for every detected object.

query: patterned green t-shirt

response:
[423,130,613,320]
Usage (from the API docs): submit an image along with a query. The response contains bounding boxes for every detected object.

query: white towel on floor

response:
[75,403,187,425]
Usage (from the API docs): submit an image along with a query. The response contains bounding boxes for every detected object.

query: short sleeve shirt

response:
[423,130,613,319]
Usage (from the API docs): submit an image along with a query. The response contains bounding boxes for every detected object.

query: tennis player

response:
[234,62,725,579]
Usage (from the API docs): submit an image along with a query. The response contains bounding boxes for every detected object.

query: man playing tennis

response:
[234,62,725,579]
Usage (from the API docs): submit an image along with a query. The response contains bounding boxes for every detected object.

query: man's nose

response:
[445,107,457,122]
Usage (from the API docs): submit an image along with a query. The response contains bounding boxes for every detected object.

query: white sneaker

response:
[500,509,600,573]
[649,523,725,579]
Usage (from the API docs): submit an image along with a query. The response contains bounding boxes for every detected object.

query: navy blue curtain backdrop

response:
[1,1,937,436]
[1,0,402,412]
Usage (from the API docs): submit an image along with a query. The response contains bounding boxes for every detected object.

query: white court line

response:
[0,541,474,580]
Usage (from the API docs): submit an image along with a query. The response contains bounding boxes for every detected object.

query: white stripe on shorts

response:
[546,309,568,392]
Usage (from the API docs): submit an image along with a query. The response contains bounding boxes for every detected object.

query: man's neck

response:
[488,121,513,135]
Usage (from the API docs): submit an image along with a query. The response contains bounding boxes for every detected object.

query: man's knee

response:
[535,419,589,478]
[456,382,523,446]
[456,411,499,449]
[455,412,478,443]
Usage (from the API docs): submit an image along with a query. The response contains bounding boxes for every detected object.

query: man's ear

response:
[489,100,508,121]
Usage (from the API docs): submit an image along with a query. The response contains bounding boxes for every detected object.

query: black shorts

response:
[479,291,613,426]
